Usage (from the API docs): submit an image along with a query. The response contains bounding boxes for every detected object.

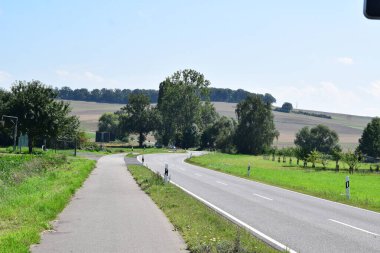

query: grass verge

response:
[0,154,95,253]
[187,153,380,213]
[128,164,278,253]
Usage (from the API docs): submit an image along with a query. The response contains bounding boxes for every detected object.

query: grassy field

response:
[0,153,95,252]
[66,100,372,149]
[187,153,380,213]
[128,164,278,253]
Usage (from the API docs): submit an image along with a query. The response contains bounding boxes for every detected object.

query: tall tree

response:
[358,117,380,157]
[294,125,340,156]
[8,80,79,153]
[156,69,211,148]
[120,93,156,147]
[98,112,121,139]
[234,94,278,154]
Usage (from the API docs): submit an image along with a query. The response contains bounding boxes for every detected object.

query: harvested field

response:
[66,100,372,148]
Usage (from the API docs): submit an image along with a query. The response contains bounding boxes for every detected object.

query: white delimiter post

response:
[345,176,350,200]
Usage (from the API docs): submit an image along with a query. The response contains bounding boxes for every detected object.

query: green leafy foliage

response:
[294,125,340,157]
[98,112,121,139]
[119,93,157,147]
[358,117,380,158]
[6,80,79,153]
[156,69,214,148]
[234,94,278,154]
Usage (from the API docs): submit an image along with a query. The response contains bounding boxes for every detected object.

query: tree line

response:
[99,69,380,168]
[56,86,276,104]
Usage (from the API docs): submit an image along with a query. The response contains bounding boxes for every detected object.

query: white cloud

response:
[266,81,369,115]
[55,69,70,77]
[337,57,354,65]
[0,70,11,85]
[84,71,104,82]
[54,69,120,88]
[369,81,380,97]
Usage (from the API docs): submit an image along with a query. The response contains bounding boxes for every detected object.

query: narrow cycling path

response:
[32,153,187,253]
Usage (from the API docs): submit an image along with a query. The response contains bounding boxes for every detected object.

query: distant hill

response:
[56,87,276,104]
[66,100,372,149]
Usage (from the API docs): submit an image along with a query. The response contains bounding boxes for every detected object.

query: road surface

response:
[141,152,380,253]
[32,154,187,253]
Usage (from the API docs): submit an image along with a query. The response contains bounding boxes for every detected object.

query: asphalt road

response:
[140,152,380,253]
[32,154,187,253]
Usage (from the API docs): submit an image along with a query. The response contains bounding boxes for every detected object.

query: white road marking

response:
[328,219,379,236]
[170,180,296,253]
[195,173,202,177]
[178,167,186,171]
[254,193,273,201]
[216,181,228,186]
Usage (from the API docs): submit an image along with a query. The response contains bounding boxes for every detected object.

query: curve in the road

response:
[140,152,380,253]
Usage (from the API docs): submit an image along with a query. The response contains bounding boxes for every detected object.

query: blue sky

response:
[0,0,379,116]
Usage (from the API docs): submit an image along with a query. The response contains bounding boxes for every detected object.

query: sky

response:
[0,0,379,117]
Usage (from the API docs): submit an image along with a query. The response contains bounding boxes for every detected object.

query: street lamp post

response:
[1,115,19,152]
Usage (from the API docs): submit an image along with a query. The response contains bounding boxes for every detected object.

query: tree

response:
[201,116,236,153]
[263,93,276,105]
[98,113,121,139]
[331,146,342,171]
[281,102,293,113]
[156,69,211,148]
[0,89,12,146]
[8,80,79,153]
[234,94,278,154]
[358,117,380,158]
[342,150,360,174]
[294,125,340,156]
[307,150,320,168]
[119,93,156,147]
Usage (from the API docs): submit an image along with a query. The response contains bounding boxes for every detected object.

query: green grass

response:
[128,164,278,253]
[0,154,95,252]
[187,153,380,213]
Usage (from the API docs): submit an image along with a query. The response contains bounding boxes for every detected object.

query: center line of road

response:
[216,181,228,186]
[328,219,380,236]
[253,193,273,201]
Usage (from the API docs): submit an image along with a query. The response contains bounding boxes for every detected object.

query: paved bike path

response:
[32,153,187,253]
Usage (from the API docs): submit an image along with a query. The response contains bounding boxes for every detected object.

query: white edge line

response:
[254,193,273,201]
[195,173,202,177]
[180,155,380,217]
[171,180,297,253]
[328,219,379,236]
[136,155,296,252]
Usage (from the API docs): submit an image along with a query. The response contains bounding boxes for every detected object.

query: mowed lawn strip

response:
[128,164,278,253]
[187,153,380,213]
[0,154,95,253]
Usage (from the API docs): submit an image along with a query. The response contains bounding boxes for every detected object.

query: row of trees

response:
[56,86,276,105]
[266,120,380,173]
[99,69,279,152]
[0,81,79,153]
